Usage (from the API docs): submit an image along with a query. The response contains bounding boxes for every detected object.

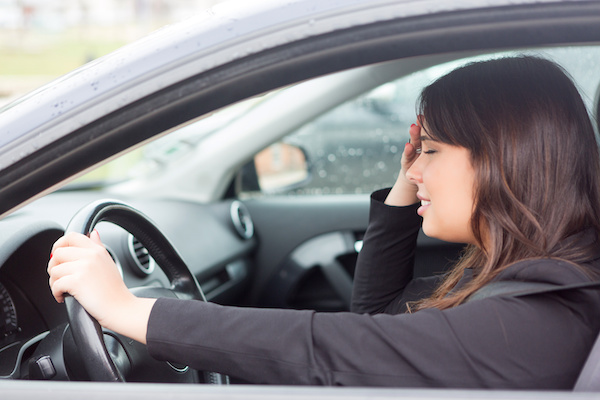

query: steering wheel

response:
[63,199,226,383]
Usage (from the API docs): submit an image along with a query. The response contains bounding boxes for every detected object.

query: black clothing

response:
[147,189,600,388]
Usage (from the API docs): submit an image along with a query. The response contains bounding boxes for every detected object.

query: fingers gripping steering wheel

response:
[64,199,227,383]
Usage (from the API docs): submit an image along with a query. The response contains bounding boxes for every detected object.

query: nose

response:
[405,155,423,184]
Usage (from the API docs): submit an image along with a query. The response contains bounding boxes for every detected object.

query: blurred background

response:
[0,0,226,107]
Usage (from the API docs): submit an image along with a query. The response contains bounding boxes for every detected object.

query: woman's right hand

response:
[385,121,422,206]
[48,231,155,344]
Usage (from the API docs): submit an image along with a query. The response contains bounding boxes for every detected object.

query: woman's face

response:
[406,126,477,245]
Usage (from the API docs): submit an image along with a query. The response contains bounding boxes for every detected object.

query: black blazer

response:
[146,189,600,388]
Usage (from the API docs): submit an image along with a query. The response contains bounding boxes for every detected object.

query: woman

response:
[48,55,600,388]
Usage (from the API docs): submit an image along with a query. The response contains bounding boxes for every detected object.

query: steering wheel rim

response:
[64,199,207,382]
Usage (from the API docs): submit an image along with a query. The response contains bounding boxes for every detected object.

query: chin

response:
[423,224,469,244]
[421,222,439,240]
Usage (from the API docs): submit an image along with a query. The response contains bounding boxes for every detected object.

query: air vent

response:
[230,201,254,240]
[127,234,156,276]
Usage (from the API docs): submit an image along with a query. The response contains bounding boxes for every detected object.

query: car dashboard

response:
[0,191,256,380]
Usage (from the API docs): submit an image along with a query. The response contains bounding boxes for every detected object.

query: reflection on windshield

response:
[66,95,268,189]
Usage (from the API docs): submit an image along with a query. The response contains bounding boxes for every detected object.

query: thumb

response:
[90,229,103,246]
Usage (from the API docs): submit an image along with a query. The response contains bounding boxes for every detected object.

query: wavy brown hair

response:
[414,55,600,310]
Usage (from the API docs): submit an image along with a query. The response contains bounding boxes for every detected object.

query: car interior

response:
[1,2,600,390]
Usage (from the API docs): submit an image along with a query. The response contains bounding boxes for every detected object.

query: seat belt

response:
[466,279,600,391]
[467,281,560,302]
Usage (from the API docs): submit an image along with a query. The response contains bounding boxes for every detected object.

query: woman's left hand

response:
[385,120,422,206]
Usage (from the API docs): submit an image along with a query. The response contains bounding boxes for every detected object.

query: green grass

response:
[0,31,128,76]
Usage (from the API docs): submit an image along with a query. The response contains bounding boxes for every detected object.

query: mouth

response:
[417,194,431,216]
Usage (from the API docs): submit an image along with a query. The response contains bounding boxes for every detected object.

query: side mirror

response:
[240,142,310,194]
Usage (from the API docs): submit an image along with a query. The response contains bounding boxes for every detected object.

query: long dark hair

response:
[414,55,600,310]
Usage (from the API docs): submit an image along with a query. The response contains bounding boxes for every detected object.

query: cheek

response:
[444,172,474,218]
[423,167,475,242]
[443,180,476,242]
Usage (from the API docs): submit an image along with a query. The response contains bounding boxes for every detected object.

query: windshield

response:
[65,94,268,189]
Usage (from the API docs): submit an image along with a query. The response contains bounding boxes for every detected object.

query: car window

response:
[243,67,440,196]
[239,45,600,197]
[67,45,600,195]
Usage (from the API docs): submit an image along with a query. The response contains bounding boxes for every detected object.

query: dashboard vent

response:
[127,234,156,276]
[230,201,254,240]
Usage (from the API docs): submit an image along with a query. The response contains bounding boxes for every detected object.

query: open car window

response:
[60,45,600,199]
[238,45,600,198]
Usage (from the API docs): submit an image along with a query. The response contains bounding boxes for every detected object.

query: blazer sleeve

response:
[351,188,436,314]
[146,276,599,389]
